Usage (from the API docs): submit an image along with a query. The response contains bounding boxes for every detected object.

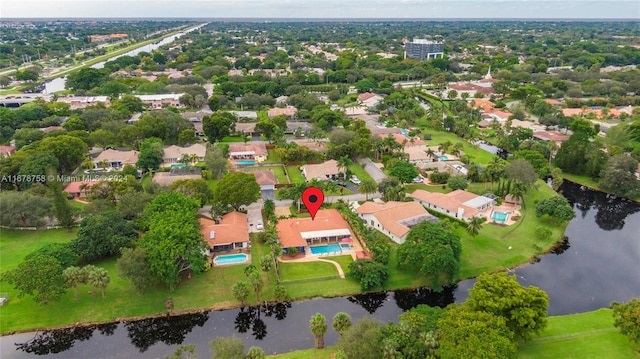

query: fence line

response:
[0,224,79,231]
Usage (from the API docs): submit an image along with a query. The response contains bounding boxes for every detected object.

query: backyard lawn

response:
[285,165,306,183]
[421,129,497,165]
[279,260,340,281]
[247,166,288,184]
[518,309,640,359]
[347,163,374,184]
[265,149,280,163]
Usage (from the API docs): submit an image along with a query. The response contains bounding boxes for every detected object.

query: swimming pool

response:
[214,253,249,265]
[492,211,509,223]
[310,243,342,255]
[340,243,351,249]
[439,155,449,161]
[236,160,256,165]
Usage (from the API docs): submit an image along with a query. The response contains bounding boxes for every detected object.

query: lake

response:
[1,181,638,358]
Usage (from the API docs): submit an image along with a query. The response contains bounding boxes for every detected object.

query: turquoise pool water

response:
[310,244,342,255]
[236,160,256,165]
[214,253,248,265]
[439,155,449,161]
[340,243,351,249]
[492,211,509,223]
[400,129,409,135]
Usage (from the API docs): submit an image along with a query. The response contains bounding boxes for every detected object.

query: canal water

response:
[1,181,638,358]
[42,25,203,94]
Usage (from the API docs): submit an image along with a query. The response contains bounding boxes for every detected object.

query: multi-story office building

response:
[404,39,444,61]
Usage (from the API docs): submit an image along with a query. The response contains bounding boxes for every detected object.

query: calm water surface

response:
[1,181,638,358]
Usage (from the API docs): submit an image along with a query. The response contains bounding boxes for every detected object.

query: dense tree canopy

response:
[202,111,237,144]
[612,298,640,343]
[397,221,462,288]
[71,211,138,263]
[535,195,576,223]
[466,272,549,341]
[2,256,67,304]
[214,172,260,210]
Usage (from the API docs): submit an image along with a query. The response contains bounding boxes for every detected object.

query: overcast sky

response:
[1,0,639,19]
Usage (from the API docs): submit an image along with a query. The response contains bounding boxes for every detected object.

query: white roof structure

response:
[300,229,351,240]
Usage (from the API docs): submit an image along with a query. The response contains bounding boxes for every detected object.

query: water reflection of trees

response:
[125,312,209,352]
[393,285,456,311]
[347,291,388,314]
[15,322,116,355]
[550,236,570,255]
[234,302,290,340]
[561,182,640,231]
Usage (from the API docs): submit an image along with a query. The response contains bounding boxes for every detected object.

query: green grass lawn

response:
[280,260,340,281]
[265,149,280,164]
[268,347,336,358]
[285,165,306,183]
[347,163,374,184]
[330,255,354,275]
[518,309,640,359]
[0,229,77,271]
[221,136,247,142]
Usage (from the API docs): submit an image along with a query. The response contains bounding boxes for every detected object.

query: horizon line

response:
[1,17,639,21]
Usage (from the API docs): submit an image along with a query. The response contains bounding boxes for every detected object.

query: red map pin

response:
[302,186,324,220]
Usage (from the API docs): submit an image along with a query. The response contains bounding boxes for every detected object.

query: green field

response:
[518,309,640,358]
[421,129,497,165]
[268,347,336,358]
[280,261,340,281]
[265,149,280,163]
[285,165,306,183]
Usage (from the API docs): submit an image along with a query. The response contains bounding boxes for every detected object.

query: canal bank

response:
[1,181,638,358]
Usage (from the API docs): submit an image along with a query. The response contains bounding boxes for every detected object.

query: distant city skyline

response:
[1,0,639,19]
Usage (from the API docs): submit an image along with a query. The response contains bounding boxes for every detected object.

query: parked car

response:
[350,176,361,185]
[413,176,424,183]
[256,220,264,230]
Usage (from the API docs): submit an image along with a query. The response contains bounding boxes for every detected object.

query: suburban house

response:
[409,189,495,222]
[56,96,110,109]
[63,180,102,198]
[251,170,277,191]
[94,149,139,169]
[152,167,202,186]
[199,211,250,254]
[276,209,353,254]
[356,201,438,244]
[357,92,384,108]
[267,106,297,119]
[228,143,268,163]
[235,122,257,137]
[135,94,184,109]
[533,131,570,146]
[301,159,341,182]
[162,144,206,167]
[0,145,15,158]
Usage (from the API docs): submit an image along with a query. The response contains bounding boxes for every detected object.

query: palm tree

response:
[232,281,250,306]
[337,155,353,180]
[245,346,265,359]
[509,180,527,209]
[332,312,352,335]
[88,267,110,299]
[358,179,377,201]
[486,157,504,190]
[425,148,436,162]
[79,182,89,197]
[62,266,85,301]
[179,153,191,164]
[466,216,484,238]
[309,313,328,349]
[189,153,199,165]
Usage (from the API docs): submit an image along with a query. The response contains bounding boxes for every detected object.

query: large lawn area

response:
[285,165,306,183]
[279,260,340,281]
[421,129,497,165]
[518,309,640,359]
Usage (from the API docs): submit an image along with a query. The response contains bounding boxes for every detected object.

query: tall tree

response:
[598,154,640,198]
[214,172,260,210]
[204,145,228,180]
[332,312,353,335]
[117,247,155,294]
[2,256,67,304]
[309,313,328,349]
[171,178,213,206]
[337,155,353,180]
[437,304,517,359]
[358,179,377,201]
[611,298,640,343]
[62,266,85,300]
[504,158,538,189]
[202,111,237,144]
[397,221,462,288]
[88,267,110,299]
[535,196,576,223]
[210,336,244,359]
[0,191,52,227]
[71,211,138,263]
[466,272,549,341]
[232,281,250,306]
[137,137,164,170]
[52,183,77,231]
[466,216,484,238]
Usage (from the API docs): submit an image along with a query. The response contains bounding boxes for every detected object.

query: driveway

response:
[261,189,275,201]
[246,202,264,233]
[358,158,387,183]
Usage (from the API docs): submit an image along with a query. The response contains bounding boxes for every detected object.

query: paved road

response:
[358,157,387,183]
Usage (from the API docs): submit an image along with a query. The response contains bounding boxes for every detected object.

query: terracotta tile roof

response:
[357,201,436,238]
[533,131,570,142]
[251,170,277,185]
[276,209,352,248]
[199,211,249,247]
[228,143,268,156]
[409,189,480,218]
[0,145,16,157]
[469,98,496,112]
[302,160,340,181]
[63,180,102,194]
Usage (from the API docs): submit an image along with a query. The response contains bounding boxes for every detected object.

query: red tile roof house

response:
[356,201,438,244]
[228,143,268,164]
[409,189,495,222]
[0,145,16,158]
[250,169,277,190]
[63,180,104,198]
[276,209,353,254]
[199,211,250,256]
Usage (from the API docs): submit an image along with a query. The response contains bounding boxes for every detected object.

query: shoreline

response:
[0,230,569,337]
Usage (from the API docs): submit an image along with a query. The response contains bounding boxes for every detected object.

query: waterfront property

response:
[409,189,495,222]
[199,211,250,261]
[213,253,249,266]
[275,209,353,255]
[355,201,438,244]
